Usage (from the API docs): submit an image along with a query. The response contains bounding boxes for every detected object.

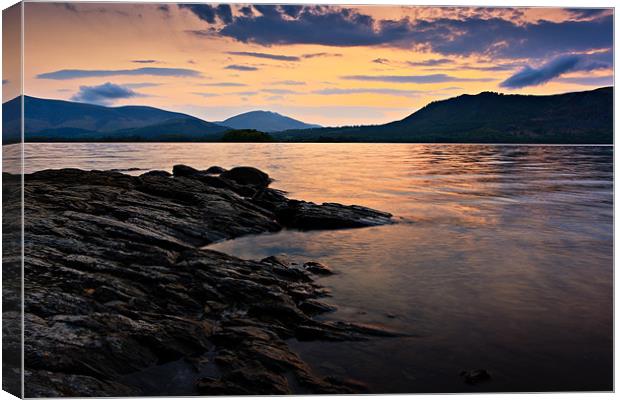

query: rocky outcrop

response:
[4,165,396,396]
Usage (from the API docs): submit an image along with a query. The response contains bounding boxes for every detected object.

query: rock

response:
[4,166,396,396]
[277,200,393,230]
[303,261,333,275]
[221,166,271,187]
[460,369,491,384]
[204,166,227,174]
[140,170,171,178]
[299,299,337,315]
[172,164,200,177]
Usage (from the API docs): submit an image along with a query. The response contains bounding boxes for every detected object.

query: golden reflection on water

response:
[18,143,614,392]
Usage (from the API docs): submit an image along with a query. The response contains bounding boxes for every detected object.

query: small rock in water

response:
[459,369,491,384]
[204,166,227,175]
[303,261,333,275]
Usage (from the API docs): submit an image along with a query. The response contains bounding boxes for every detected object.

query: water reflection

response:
[18,143,613,392]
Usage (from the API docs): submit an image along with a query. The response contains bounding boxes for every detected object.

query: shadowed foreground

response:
[3,165,397,397]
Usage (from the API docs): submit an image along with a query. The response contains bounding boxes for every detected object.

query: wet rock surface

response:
[4,165,396,396]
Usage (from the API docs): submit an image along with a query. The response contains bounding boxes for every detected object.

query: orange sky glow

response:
[5,3,614,126]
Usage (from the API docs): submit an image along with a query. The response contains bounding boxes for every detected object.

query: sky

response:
[4,3,614,126]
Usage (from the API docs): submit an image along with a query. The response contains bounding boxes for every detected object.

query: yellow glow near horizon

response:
[15,3,613,126]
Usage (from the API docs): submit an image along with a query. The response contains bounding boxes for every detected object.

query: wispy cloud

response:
[131,59,159,64]
[302,52,343,58]
[407,58,451,67]
[372,58,390,64]
[500,53,612,88]
[271,80,305,86]
[70,82,140,105]
[200,82,247,87]
[342,74,494,83]
[224,64,258,71]
[193,92,219,97]
[37,67,201,80]
[123,82,162,89]
[314,87,421,97]
[263,88,299,94]
[227,51,300,62]
[556,75,613,86]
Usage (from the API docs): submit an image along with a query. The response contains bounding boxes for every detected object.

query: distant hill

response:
[218,110,320,132]
[3,96,229,143]
[274,87,613,144]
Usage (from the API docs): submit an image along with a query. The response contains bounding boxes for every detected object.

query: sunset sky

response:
[5,3,614,126]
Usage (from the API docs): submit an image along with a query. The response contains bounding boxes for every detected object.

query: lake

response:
[13,143,613,392]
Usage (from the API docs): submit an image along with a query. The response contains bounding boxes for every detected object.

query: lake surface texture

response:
[15,143,613,392]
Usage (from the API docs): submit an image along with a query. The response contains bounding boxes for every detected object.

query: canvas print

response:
[2,2,614,397]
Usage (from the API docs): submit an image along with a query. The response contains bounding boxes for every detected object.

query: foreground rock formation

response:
[3,165,395,396]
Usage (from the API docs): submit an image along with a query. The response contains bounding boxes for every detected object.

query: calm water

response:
[15,143,614,392]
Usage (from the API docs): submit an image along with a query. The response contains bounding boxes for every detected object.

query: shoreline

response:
[6,164,396,396]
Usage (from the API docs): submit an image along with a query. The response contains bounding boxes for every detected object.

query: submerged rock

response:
[6,165,396,396]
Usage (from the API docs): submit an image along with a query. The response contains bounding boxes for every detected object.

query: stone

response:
[303,261,334,275]
[204,166,227,174]
[220,166,271,187]
[3,165,396,396]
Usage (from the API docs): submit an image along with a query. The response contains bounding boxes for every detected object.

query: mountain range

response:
[273,86,613,144]
[2,96,319,143]
[2,87,613,144]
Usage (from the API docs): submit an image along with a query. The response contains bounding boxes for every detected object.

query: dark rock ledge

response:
[3,165,396,397]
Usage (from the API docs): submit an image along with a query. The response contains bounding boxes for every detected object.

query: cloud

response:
[70,82,140,105]
[131,59,158,64]
[556,75,613,86]
[500,53,612,88]
[342,74,494,83]
[200,82,246,87]
[263,89,299,94]
[302,52,343,58]
[123,82,162,89]
[271,80,305,85]
[183,5,612,60]
[179,4,232,24]
[227,51,300,61]
[37,67,201,80]
[224,64,258,71]
[314,88,420,97]
[193,92,218,97]
[373,58,389,64]
[567,8,610,20]
[407,58,451,67]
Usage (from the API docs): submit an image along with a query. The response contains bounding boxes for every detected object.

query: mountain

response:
[273,87,613,144]
[218,110,320,132]
[3,96,229,142]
